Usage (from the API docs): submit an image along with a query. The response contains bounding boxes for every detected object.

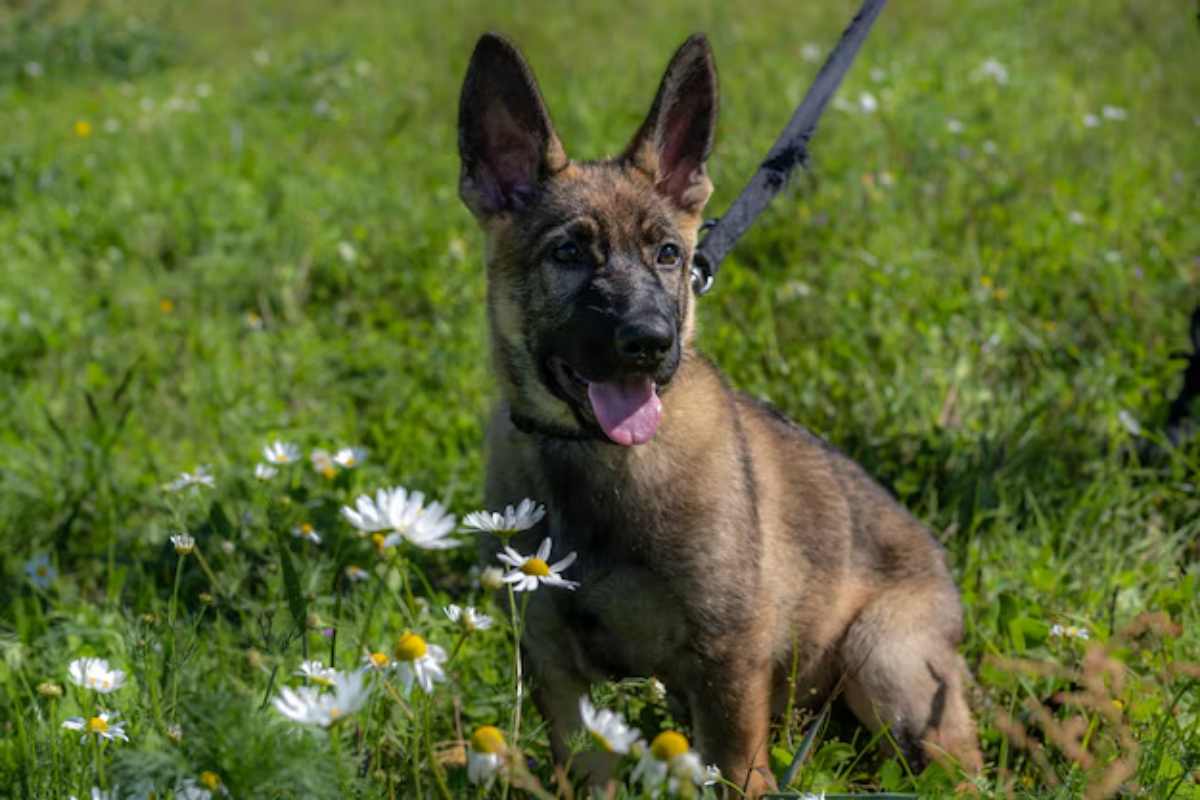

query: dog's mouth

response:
[547,358,663,446]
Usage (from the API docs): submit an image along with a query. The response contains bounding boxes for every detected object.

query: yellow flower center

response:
[301,524,314,534]
[330,706,340,720]
[520,558,550,577]
[88,717,108,734]
[200,771,221,790]
[371,533,386,550]
[323,467,336,479]
[369,652,390,668]
[75,121,92,137]
[36,566,48,577]
[345,457,357,467]
[650,731,689,762]
[471,725,506,755]
[394,632,428,662]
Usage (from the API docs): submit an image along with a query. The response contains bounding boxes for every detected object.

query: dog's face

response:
[458,34,718,446]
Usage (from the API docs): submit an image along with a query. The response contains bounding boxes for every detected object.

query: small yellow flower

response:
[158,298,175,314]
[471,725,505,754]
[394,631,428,662]
[200,771,222,790]
[1112,699,1124,711]
[75,121,92,137]
[650,731,689,762]
[520,558,551,577]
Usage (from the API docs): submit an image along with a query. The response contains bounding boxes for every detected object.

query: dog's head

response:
[458,33,718,446]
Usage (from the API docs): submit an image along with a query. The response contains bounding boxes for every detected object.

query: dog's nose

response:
[615,318,675,366]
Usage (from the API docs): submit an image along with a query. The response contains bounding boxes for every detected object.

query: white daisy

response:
[579,696,640,754]
[345,565,370,582]
[274,671,372,727]
[290,523,321,545]
[631,731,706,797]
[497,538,579,592]
[976,58,1009,86]
[68,658,126,693]
[392,631,447,696]
[254,463,278,481]
[444,604,493,632]
[467,725,506,787]
[478,566,505,590]
[175,779,215,800]
[294,660,338,686]
[360,649,392,673]
[165,465,215,492]
[333,447,367,469]
[263,440,302,465]
[310,448,336,478]
[342,488,397,532]
[340,486,460,550]
[24,554,57,588]
[462,498,546,536]
[1050,623,1090,641]
[170,534,195,554]
[62,711,129,744]
[69,788,114,800]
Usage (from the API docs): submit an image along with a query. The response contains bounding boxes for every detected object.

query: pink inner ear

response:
[656,93,710,209]
[478,105,540,211]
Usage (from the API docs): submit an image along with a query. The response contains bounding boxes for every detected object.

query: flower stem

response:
[330,725,350,795]
[507,585,524,746]
[396,552,417,621]
[425,691,453,800]
[93,731,105,789]
[168,553,186,713]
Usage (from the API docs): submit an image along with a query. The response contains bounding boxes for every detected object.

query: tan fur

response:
[458,32,981,796]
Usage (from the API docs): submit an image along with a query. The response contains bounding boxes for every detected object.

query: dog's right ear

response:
[458,33,569,218]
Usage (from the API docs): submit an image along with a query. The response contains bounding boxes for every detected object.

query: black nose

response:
[615,318,675,366]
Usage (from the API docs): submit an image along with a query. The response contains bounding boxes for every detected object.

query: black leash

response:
[691,0,889,296]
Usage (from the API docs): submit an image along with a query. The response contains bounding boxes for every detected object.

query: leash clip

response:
[690,261,714,296]
[691,218,719,297]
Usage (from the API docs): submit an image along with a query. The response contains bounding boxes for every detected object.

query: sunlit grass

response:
[1,0,1198,797]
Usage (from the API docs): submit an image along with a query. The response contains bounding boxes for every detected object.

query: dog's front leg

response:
[686,640,778,797]
[520,593,590,763]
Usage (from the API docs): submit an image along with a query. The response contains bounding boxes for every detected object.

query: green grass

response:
[1,0,1198,797]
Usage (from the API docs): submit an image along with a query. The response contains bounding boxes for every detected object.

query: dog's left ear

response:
[458,33,569,218]
[623,34,718,215]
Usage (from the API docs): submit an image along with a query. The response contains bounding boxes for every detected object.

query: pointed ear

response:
[458,33,569,217]
[623,34,718,215]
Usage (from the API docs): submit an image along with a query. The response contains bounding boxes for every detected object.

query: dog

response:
[457,31,982,795]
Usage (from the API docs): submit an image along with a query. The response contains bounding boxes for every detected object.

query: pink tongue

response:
[587,377,662,446]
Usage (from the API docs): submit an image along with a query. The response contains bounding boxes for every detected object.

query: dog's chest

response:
[547,504,692,678]
[533,455,697,678]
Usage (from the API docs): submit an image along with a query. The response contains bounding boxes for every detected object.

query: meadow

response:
[1,0,1198,797]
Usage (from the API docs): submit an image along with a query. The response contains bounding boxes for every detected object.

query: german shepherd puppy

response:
[457,32,982,795]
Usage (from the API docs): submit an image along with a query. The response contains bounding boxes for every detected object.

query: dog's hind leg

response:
[839,583,982,776]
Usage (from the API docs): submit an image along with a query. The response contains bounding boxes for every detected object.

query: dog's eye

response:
[656,244,682,268]
[552,242,583,264]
